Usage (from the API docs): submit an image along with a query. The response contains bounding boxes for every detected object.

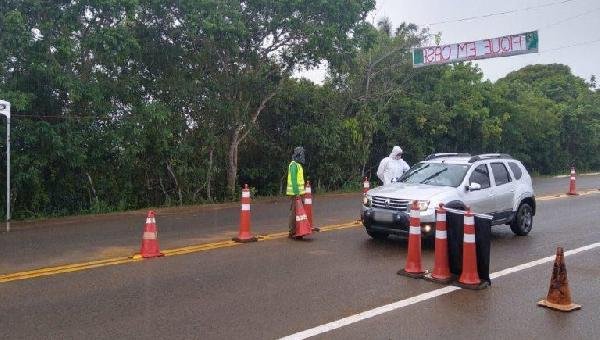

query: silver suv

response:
[361,153,535,239]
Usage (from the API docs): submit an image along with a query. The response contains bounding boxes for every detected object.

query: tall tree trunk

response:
[85,172,98,206]
[361,161,366,178]
[206,147,214,201]
[225,91,278,198]
[158,175,169,204]
[226,128,241,199]
[279,171,287,195]
[166,162,182,205]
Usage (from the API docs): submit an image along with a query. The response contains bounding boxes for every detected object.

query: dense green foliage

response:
[0,2,598,219]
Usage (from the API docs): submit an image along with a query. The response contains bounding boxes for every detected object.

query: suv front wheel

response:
[510,203,533,236]
[367,230,389,240]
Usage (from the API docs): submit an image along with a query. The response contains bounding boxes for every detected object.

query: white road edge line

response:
[279,241,600,340]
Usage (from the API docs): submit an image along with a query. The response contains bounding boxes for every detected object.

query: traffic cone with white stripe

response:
[140,211,164,258]
[567,166,578,196]
[233,184,257,243]
[537,247,581,312]
[398,201,426,278]
[304,181,319,232]
[426,204,452,283]
[294,196,312,238]
[458,209,482,288]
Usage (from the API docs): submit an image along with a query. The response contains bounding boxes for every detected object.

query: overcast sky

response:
[297,0,599,83]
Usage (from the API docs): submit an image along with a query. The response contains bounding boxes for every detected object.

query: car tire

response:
[367,230,389,240]
[445,201,466,210]
[510,203,533,236]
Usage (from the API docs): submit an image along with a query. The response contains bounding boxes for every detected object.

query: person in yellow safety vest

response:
[287,146,306,238]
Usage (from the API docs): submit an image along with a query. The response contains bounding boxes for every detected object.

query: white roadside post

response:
[0,100,10,229]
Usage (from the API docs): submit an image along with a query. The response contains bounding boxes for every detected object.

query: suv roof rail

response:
[424,153,471,161]
[468,153,513,163]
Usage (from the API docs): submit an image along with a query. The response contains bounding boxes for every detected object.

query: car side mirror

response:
[468,182,482,191]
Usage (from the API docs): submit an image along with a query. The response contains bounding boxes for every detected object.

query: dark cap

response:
[292,146,305,164]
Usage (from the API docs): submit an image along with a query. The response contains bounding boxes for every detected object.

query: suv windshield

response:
[400,162,470,187]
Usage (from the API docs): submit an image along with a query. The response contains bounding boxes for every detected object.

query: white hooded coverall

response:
[377,146,410,185]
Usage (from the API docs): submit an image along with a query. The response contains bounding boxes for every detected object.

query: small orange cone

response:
[294,196,312,238]
[427,204,452,283]
[398,201,426,278]
[303,181,319,232]
[359,177,371,223]
[458,209,481,288]
[567,166,578,196]
[140,211,164,258]
[538,247,581,312]
[233,184,258,243]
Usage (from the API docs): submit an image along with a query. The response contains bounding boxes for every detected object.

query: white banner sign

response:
[413,31,538,68]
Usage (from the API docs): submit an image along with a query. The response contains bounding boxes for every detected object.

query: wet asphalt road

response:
[0,176,599,339]
[0,174,598,274]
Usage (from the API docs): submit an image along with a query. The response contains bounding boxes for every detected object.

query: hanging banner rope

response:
[413,31,538,68]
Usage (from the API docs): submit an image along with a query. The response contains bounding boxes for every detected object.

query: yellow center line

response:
[1,190,596,284]
[536,189,599,201]
[0,221,362,283]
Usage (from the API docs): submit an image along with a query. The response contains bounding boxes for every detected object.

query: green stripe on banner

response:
[526,31,539,51]
[413,49,423,65]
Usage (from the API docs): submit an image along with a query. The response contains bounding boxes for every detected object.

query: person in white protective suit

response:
[377,146,410,185]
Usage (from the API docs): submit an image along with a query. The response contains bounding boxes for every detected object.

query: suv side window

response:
[508,162,522,180]
[469,164,491,189]
[491,162,512,186]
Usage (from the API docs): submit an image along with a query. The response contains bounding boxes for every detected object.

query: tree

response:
[125,0,376,198]
[2,4,599,219]
[328,20,427,174]
[498,64,600,172]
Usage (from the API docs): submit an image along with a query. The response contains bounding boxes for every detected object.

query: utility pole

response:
[0,100,10,230]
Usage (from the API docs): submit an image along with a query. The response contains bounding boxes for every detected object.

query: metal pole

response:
[0,100,10,229]
[6,114,9,223]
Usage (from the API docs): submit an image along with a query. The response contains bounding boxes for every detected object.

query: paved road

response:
[0,175,598,274]
[0,176,599,339]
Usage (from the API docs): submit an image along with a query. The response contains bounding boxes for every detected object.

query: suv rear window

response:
[400,162,470,187]
[491,162,512,186]
[508,162,522,180]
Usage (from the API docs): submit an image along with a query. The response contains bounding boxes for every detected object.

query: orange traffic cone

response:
[140,211,164,258]
[398,201,426,278]
[538,247,581,312]
[303,181,320,232]
[233,184,258,243]
[458,209,482,288]
[427,204,452,283]
[359,177,371,223]
[294,196,312,238]
[363,177,370,194]
[567,166,578,196]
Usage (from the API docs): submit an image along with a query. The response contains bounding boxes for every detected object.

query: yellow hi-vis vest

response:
[286,161,305,196]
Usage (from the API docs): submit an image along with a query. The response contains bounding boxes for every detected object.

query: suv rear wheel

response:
[510,203,533,236]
